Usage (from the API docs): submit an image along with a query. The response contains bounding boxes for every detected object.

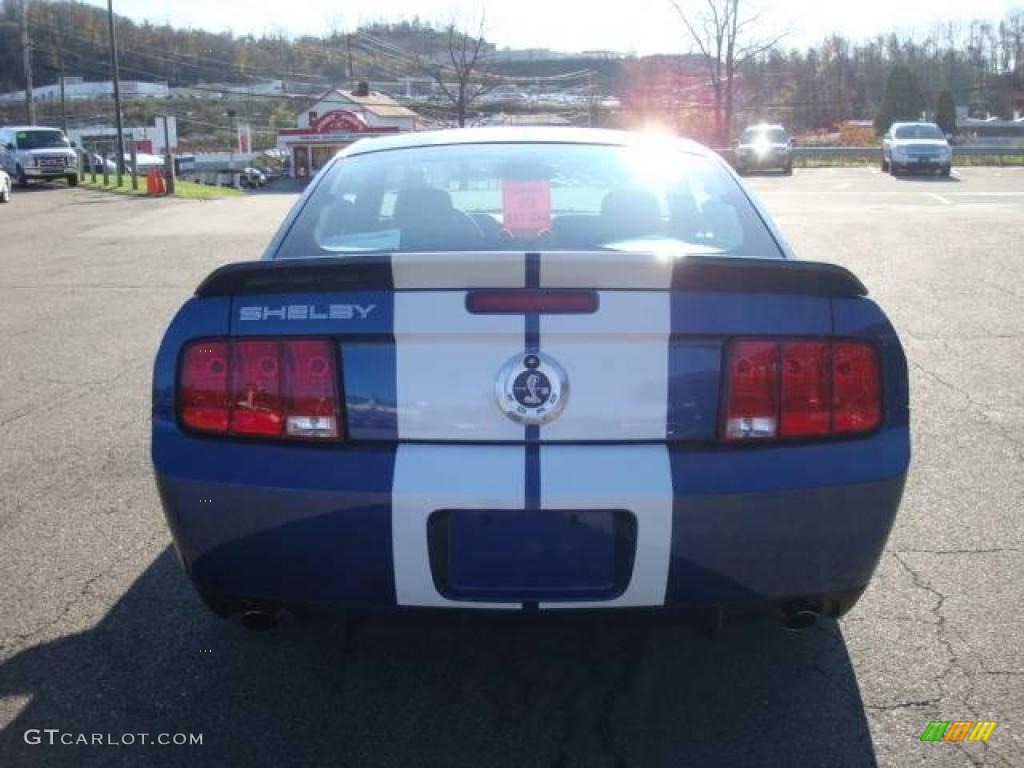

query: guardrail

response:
[715,145,1024,163]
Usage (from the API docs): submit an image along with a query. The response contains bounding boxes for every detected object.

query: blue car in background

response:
[152,128,910,631]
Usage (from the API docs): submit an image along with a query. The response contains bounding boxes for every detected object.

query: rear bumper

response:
[154,426,909,613]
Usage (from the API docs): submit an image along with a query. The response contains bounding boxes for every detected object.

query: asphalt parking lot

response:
[1,167,1022,767]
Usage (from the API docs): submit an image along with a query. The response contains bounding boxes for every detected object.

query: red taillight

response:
[180,341,230,433]
[231,340,284,435]
[179,338,341,440]
[466,290,599,314]
[723,340,779,440]
[832,341,881,434]
[780,341,831,436]
[723,338,880,441]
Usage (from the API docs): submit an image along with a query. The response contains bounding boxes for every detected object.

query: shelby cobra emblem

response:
[496,352,569,425]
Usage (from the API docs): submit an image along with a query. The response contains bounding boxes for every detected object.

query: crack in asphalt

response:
[0,528,167,657]
[889,552,1011,768]
[895,547,1022,556]
[864,698,943,711]
[0,361,150,429]
[909,358,1024,463]
[544,627,644,768]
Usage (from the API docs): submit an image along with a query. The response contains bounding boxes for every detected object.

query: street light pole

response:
[58,63,68,135]
[227,109,236,185]
[159,114,175,194]
[106,0,126,185]
[20,0,35,124]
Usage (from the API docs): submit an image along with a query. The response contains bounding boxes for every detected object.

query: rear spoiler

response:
[196,255,867,298]
[672,256,867,296]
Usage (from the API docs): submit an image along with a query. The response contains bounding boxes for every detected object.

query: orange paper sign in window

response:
[502,180,552,235]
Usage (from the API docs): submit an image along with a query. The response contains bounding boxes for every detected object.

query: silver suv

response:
[0,126,79,187]
[735,124,793,175]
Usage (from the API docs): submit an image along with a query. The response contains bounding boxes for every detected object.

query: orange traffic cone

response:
[146,167,157,195]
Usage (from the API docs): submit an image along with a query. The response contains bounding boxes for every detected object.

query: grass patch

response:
[79,175,147,196]
[953,154,1024,166]
[793,156,877,168]
[173,180,245,199]
[78,175,246,199]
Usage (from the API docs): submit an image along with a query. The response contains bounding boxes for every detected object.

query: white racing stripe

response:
[392,444,524,608]
[391,251,527,289]
[540,250,675,289]
[390,251,676,609]
[394,291,525,441]
[539,291,671,441]
[539,445,674,608]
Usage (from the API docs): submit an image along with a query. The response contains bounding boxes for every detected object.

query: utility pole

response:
[346,34,354,88]
[20,0,35,124]
[54,4,68,134]
[106,0,126,185]
[160,114,175,194]
[58,62,68,134]
[227,109,236,185]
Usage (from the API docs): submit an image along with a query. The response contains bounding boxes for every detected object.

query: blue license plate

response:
[439,509,631,601]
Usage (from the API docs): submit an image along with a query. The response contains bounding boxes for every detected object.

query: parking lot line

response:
[952,191,1024,197]
[925,192,953,205]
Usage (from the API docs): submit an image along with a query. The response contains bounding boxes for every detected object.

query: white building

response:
[68,116,178,156]
[0,78,169,104]
[277,85,420,178]
[955,106,1024,147]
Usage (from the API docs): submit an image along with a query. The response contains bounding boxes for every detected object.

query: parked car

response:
[241,167,267,188]
[881,122,952,176]
[152,127,909,632]
[735,124,793,174]
[0,126,79,187]
[174,154,197,176]
[84,153,117,174]
[0,168,10,202]
[125,152,166,174]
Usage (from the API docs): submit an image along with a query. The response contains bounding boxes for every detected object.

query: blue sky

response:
[85,0,1023,54]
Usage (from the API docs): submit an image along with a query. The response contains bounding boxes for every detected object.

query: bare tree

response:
[416,13,498,127]
[668,0,786,144]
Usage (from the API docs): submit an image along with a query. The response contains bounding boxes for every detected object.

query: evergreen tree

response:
[934,89,957,136]
[873,65,925,135]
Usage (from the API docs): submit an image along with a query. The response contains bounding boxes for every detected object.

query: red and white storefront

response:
[277,89,417,178]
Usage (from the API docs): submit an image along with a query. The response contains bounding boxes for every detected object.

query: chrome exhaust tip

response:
[239,605,282,631]
[781,602,820,632]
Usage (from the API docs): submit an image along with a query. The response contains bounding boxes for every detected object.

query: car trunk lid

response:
[200,252,862,443]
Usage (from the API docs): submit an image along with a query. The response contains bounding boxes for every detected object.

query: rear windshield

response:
[15,129,70,150]
[894,124,944,140]
[740,127,788,144]
[274,142,783,259]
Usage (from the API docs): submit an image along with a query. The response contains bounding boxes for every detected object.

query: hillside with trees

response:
[0,0,1021,144]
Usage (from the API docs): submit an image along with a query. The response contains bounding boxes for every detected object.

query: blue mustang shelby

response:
[152,128,909,628]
